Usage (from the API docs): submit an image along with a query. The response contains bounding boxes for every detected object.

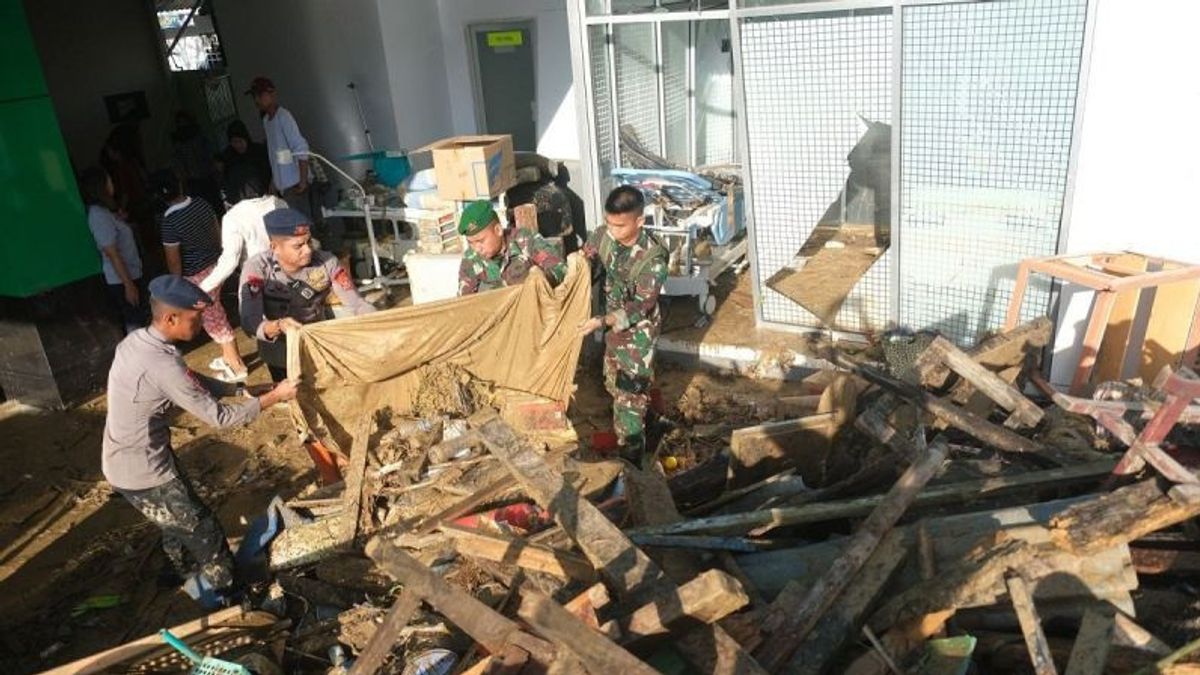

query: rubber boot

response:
[304,439,344,485]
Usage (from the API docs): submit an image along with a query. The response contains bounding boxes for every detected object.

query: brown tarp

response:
[288,256,591,453]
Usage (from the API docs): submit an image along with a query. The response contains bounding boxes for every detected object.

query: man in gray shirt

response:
[103,275,298,599]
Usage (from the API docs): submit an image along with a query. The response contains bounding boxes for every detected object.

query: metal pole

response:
[890,0,903,329]
[347,82,375,152]
[165,0,205,60]
[301,152,383,285]
[655,21,667,157]
[687,21,697,167]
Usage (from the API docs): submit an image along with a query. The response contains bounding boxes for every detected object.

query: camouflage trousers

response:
[117,475,234,591]
[603,325,657,460]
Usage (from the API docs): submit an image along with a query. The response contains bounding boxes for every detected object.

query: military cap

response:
[149,275,212,310]
[264,208,311,237]
[458,200,498,236]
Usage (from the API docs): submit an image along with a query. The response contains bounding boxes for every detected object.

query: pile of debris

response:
[54,317,1200,675]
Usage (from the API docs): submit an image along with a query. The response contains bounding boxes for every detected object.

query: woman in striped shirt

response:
[152,169,248,381]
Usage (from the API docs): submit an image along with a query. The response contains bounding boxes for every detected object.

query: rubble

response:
[41,317,1200,675]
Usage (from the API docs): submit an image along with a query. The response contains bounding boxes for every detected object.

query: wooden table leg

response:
[1071,289,1118,395]
[1005,262,1033,330]
[1182,296,1200,371]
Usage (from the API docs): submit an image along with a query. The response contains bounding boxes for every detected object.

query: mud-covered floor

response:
[0,312,824,673]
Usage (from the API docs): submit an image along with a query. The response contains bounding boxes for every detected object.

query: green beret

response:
[458,200,498,236]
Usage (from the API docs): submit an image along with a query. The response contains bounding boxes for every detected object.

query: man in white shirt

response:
[247,77,311,216]
[199,175,287,294]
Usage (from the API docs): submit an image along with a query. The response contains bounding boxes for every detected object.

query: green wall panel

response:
[0,93,100,297]
[1,0,48,100]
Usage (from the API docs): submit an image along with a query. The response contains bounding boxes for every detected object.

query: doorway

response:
[469,21,537,152]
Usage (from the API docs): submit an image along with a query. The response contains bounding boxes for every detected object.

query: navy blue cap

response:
[149,275,212,310]
[263,208,311,237]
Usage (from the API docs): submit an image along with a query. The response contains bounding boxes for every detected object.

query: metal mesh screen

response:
[899,0,1088,345]
[696,20,736,166]
[613,23,662,156]
[662,22,691,164]
[588,25,617,184]
[739,10,893,331]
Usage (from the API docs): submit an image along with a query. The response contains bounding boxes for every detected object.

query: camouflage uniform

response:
[583,226,668,459]
[458,228,567,296]
[118,475,234,589]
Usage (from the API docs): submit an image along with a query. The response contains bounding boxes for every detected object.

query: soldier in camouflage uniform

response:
[578,186,668,465]
[457,200,567,295]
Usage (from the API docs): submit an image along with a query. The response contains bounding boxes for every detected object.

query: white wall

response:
[23,0,174,169]
[1049,0,1200,386]
[435,0,580,160]
[377,0,453,150]
[214,0,407,168]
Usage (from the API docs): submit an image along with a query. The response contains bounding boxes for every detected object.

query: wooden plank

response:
[411,475,513,535]
[1049,472,1200,554]
[623,464,702,582]
[457,645,530,675]
[364,537,555,664]
[778,529,910,674]
[1095,254,1149,382]
[516,588,658,675]
[1073,290,1119,394]
[766,224,887,324]
[1141,278,1200,382]
[754,438,948,671]
[348,589,422,675]
[843,357,1072,464]
[43,607,248,675]
[1131,547,1200,576]
[477,414,768,675]
[440,523,597,582]
[629,534,764,552]
[728,413,835,487]
[628,459,1117,538]
[1006,574,1059,675]
[1113,611,1173,657]
[619,569,750,643]
[477,415,665,601]
[563,583,611,630]
[919,317,1053,390]
[925,336,1044,427]
[1063,608,1114,675]
[1005,261,1034,330]
[340,414,374,543]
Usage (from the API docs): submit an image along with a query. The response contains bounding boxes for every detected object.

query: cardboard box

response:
[420,135,516,201]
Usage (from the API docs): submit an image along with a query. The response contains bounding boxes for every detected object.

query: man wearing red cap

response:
[247,77,311,217]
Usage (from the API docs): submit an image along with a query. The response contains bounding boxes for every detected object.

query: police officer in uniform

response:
[457,200,567,296]
[238,208,376,381]
[103,275,298,602]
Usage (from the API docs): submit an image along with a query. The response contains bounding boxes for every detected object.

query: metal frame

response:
[889,0,903,328]
[465,19,538,147]
[566,0,603,228]
[686,21,697,168]
[568,0,1097,339]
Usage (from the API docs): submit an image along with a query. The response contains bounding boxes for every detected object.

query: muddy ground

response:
[0,298,821,673]
[5,276,1197,673]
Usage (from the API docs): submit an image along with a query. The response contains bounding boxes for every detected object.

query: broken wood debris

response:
[52,311,1200,675]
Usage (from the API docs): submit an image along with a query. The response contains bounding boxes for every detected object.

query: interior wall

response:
[214,0,405,170]
[376,0,453,150]
[22,0,174,170]
[436,0,580,160]
[1050,0,1200,386]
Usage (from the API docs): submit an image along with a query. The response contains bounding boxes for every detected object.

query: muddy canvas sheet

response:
[288,257,591,452]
